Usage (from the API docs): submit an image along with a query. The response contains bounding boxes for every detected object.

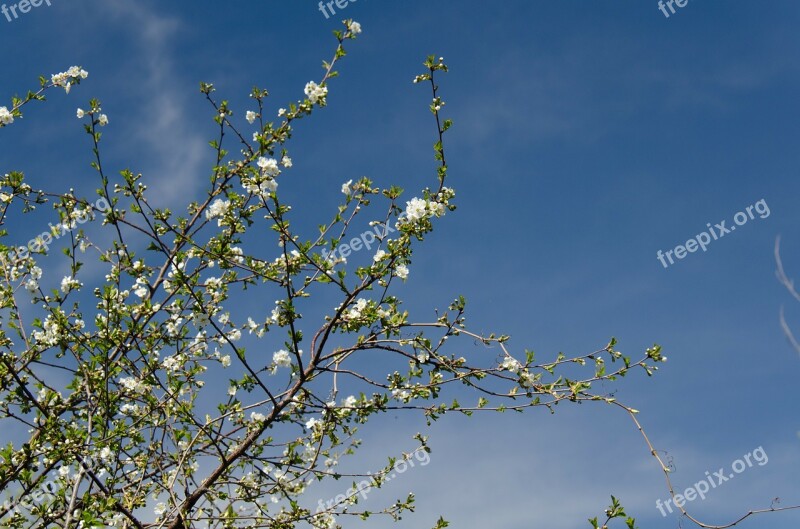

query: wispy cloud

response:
[94,1,208,208]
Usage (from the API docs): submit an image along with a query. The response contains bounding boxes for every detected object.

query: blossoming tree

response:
[0,20,673,529]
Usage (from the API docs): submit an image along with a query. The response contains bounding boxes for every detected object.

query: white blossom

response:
[0,106,13,125]
[246,317,264,337]
[314,513,337,529]
[205,198,231,225]
[50,66,88,93]
[405,198,428,222]
[227,328,241,342]
[119,376,150,393]
[230,246,245,263]
[268,306,281,325]
[346,298,368,320]
[304,81,328,105]
[120,403,139,415]
[60,275,81,293]
[392,389,410,401]
[400,197,447,224]
[348,21,362,34]
[162,355,185,373]
[257,156,281,177]
[394,264,409,280]
[243,177,278,198]
[519,371,536,388]
[273,349,292,368]
[24,279,38,293]
[500,356,521,372]
[133,277,149,298]
[33,316,63,347]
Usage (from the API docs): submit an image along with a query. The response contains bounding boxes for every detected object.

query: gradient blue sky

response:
[2,1,800,528]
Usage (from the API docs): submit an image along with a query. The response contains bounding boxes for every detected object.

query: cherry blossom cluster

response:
[0,65,88,129]
[50,65,88,94]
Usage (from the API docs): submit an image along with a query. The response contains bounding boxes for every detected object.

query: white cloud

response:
[94,2,207,208]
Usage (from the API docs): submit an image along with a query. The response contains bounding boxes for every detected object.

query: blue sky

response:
[2,1,800,528]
